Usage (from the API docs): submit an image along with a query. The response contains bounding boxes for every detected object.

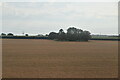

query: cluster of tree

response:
[1,33,14,36]
[1,33,49,37]
[48,27,91,41]
[1,33,30,37]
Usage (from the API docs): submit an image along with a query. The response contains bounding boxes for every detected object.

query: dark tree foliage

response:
[67,27,83,41]
[45,34,49,37]
[7,33,14,36]
[58,29,66,41]
[1,33,6,36]
[25,34,29,36]
[80,31,91,41]
[48,27,91,41]
[48,32,58,40]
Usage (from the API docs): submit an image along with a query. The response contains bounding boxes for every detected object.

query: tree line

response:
[1,33,14,36]
[48,27,91,41]
[1,27,92,41]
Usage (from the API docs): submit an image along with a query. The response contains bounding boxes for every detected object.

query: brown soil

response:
[2,39,118,78]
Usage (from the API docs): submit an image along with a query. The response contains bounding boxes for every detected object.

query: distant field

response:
[2,39,118,78]
[92,36,119,39]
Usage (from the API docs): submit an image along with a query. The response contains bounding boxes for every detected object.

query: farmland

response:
[91,36,119,40]
[2,39,118,78]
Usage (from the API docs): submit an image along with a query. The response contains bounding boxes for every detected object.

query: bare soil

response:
[2,39,118,78]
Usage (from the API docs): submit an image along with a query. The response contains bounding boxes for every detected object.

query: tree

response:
[58,29,66,41]
[80,31,91,41]
[48,27,91,41]
[1,33,6,36]
[66,27,83,41]
[59,29,64,34]
[25,34,28,36]
[48,32,58,40]
[66,27,91,41]
[45,34,49,37]
[67,27,76,41]
[67,27,77,35]
[7,33,14,36]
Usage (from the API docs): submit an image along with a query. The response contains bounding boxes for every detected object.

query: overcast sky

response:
[1,0,119,35]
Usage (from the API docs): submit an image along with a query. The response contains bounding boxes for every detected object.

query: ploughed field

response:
[2,39,118,78]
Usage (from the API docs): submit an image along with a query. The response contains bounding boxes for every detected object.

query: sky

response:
[0,0,119,35]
